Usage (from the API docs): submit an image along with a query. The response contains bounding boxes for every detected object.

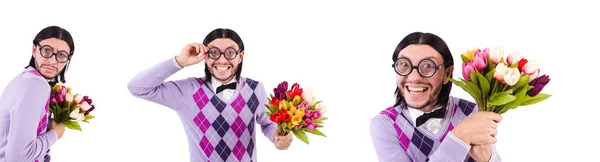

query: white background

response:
[1,0,598,161]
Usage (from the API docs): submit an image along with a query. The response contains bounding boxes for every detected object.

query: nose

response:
[405,67,424,81]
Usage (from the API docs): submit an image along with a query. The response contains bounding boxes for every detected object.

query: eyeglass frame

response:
[392,57,453,78]
[37,44,72,63]
[207,47,242,60]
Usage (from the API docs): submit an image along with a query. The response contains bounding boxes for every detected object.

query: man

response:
[370,32,502,162]
[128,28,293,162]
[0,26,71,162]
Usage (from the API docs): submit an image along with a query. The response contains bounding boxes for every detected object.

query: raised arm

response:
[127,57,193,110]
[128,43,208,110]
[5,79,57,162]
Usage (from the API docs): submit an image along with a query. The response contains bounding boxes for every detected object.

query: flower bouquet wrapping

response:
[448,46,551,114]
[50,84,96,131]
[265,81,327,144]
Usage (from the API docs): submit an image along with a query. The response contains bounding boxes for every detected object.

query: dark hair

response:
[392,32,454,107]
[202,28,245,83]
[26,26,75,83]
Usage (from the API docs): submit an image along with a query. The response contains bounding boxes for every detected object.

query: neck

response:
[212,76,236,84]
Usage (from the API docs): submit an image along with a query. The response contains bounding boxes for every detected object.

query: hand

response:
[451,112,502,145]
[469,144,493,162]
[273,130,292,150]
[175,43,208,67]
[50,120,65,139]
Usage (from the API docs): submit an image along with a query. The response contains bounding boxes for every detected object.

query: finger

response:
[200,44,208,54]
[489,128,498,136]
[193,43,201,54]
[489,120,498,129]
[487,113,502,123]
[486,136,497,144]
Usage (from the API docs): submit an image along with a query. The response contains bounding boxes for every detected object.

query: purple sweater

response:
[0,67,57,162]
[370,96,501,162]
[128,57,277,162]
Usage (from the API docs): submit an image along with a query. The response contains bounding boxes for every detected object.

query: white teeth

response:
[216,67,228,70]
[408,87,426,92]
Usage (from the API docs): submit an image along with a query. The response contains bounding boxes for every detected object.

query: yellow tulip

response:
[291,115,303,126]
[462,48,479,61]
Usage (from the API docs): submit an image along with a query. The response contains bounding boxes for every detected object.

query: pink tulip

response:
[489,46,504,64]
[494,62,509,83]
[473,48,489,71]
[506,50,523,65]
[522,60,539,75]
[462,62,476,81]
[503,68,521,86]
[528,70,540,82]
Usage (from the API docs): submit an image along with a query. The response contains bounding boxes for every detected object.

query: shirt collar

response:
[211,76,237,93]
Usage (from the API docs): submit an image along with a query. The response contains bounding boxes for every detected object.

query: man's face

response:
[395,44,453,110]
[205,38,244,83]
[32,38,70,80]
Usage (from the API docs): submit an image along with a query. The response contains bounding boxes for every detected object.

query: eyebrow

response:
[40,44,70,53]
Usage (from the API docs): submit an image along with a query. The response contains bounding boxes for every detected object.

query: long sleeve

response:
[427,131,471,161]
[5,78,57,162]
[370,116,412,162]
[254,82,277,143]
[371,115,486,162]
[127,57,194,110]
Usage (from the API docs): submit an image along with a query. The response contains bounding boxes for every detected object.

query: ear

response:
[443,66,454,84]
[32,45,36,57]
[239,51,245,63]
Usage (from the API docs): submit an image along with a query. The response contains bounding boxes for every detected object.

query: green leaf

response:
[461,54,471,62]
[316,101,322,105]
[285,93,291,101]
[470,72,479,89]
[502,85,532,110]
[488,92,516,105]
[303,128,327,137]
[308,104,316,110]
[63,120,82,131]
[292,129,310,144]
[84,114,95,121]
[269,104,279,112]
[464,80,482,101]
[511,75,530,91]
[520,93,552,106]
[448,78,480,101]
[486,55,495,72]
[485,69,496,83]
[70,104,79,112]
[269,94,274,99]
[476,72,490,98]
[312,117,328,123]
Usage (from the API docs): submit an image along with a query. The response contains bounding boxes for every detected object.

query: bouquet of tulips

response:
[49,84,96,131]
[448,46,551,114]
[265,81,327,144]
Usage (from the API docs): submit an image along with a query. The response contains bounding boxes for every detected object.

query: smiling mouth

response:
[213,65,231,71]
[406,86,429,95]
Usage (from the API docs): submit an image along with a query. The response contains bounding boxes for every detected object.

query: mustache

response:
[401,80,432,87]
[40,64,57,70]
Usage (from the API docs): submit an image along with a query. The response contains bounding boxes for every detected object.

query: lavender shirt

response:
[370,96,501,162]
[128,57,277,162]
[0,67,57,162]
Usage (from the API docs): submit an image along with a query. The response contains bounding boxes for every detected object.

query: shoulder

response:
[371,106,399,124]
[18,68,50,91]
[240,77,263,90]
[449,96,477,114]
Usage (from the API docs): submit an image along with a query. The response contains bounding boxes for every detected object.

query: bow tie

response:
[216,82,237,94]
[415,107,446,127]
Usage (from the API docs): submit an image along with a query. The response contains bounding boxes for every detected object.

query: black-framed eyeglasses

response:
[207,47,240,60]
[392,58,452,78]
[38,45,71,63]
